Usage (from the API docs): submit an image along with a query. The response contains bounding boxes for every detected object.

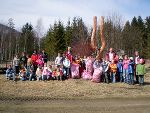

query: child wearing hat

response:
[136,58,146,85]
[117,57,123,82]
[128,57,135,85]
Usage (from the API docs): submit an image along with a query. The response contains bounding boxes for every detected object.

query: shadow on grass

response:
[144,82,150,86]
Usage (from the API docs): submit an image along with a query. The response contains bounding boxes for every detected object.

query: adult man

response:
[106,48,116,62]
[42,50,48,65]
[20,52,27,68]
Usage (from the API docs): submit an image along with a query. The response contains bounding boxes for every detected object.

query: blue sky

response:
[0,0,150,33]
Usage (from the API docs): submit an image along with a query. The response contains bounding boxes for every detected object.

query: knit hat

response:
[130,57,133,60]
[139,58,144,64]
[119,56,123,60]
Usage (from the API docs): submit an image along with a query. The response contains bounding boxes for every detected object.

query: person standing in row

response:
[31,50,39,71]
[123,55,130,83]
[20,52,27,68]
[42,50,48,66]
[55,53,62,66]
[13,55,20,79]
[106,48,116,62]
[134,51,140,84]
[128,57,135,85]
[136,59,146,86]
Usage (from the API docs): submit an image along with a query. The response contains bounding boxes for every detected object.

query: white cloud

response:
[0,0,149,33]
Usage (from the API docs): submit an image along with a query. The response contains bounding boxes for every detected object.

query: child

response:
[36,65,43,81]
[123,55,130,83]
[136,59,146,85]
[55,65,63,81]
[52,69,57,80]
[63,56,71,79]
[13,55,20,76]
[128,57,135,85]
[6,65,15,80]
[19,66,27,81]
[76,55,84,77]
[47,65,53,80]
[109,60,117,83]
[42,64,49,81]
[102,57,110,84]
[117,58,123,82]
[29,64,36,81]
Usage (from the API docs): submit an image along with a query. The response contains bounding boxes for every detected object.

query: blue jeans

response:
[104,72,109,84]
[21,77,27,81]
[26,66,31,78]
[123,69,128,83]
[64,67,70,78]
[29,73,36,81]
[119,72,123,82]
[6,73,15,81]
[37,76,42,81]
[138,75,144,84]
[111,72,116,83]
[129,73,134,84]
[42,75,47,81]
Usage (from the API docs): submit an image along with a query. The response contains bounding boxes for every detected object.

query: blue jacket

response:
[6,68,14,75]
[102,61,109,72]
[93,60,102,69]
[128,61,134,74]
[117,62,123,73]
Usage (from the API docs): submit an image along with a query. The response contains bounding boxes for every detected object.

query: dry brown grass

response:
[0,70,150,100]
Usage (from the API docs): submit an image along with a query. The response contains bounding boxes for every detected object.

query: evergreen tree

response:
[19,23,37,55]
[145,16,150,58]
[130,16,143,55]
[53,21,66,53]
[44,21,66,56]
[65,19,72,47]
[122,21,132,55]
[44,26,55,56]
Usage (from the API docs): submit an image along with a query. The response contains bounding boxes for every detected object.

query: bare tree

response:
[35,18,44,51]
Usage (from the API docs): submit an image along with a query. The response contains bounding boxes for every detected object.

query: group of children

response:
[82,48,146,85]
[5,47,146,85]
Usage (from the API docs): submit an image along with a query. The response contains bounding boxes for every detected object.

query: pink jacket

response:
[123,59,130,69]
[42,67,49,75]
[36,59,44,67]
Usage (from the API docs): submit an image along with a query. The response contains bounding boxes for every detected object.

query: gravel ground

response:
[0,97,150,113]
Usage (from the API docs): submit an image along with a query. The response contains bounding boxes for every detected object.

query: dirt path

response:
[0,98,150,113]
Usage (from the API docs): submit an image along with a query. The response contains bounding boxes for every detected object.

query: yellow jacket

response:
[109,63,117,73]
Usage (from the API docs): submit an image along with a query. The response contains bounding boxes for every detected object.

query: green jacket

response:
[136,64,146,75]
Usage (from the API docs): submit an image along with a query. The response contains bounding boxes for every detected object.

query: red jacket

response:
[31,53,39,65]
[65,51,73,63]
